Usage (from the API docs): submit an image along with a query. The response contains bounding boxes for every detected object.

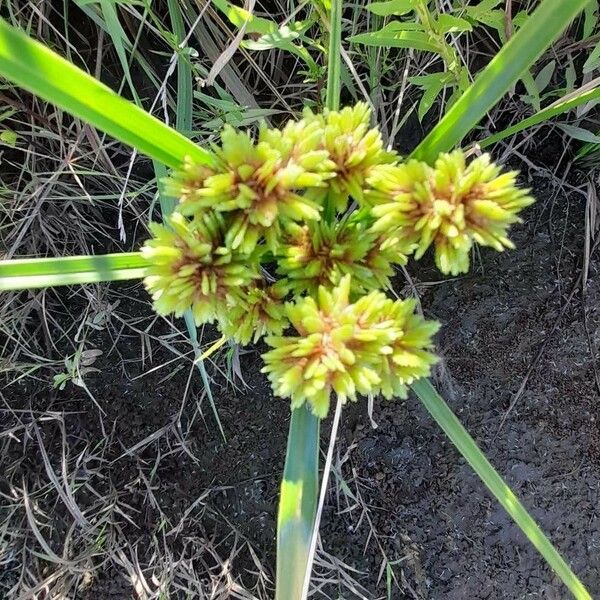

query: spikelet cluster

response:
[368,151,534,275]
[142,212,260,326]
[142,104,534,417]
[262,276,439,417]
[303,103,394,211]
[221,281,289,345]
[173,123,333,254]
[276,215,408,296]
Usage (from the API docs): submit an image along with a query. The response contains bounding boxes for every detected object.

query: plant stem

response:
[301,397,343,598]
[326,0,342,111]
[276,1,344,597]
[411,378,592,600]
[276,405,320,600]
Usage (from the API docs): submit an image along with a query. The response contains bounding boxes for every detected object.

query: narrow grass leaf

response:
[411,0,591,162]
[0,18,214,168]
[0,253,149,291]
[411,378,592,600]
[480,80,600,148]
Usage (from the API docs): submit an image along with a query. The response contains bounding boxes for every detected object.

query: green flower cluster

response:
[142,103,533,416]
[262,276,439,417]
[368,151,534,275]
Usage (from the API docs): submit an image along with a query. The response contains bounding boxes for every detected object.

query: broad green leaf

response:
[210,0,276,35]
[581,1,598,40]
[409,71,453,86]
[479,81,600,148]
[0,18,214,169]
[351,24,439,52]
[436,14,473,34]
[0,129,17,145]
[464,0,502,20]
[557,123,600,144]
[583,40,600,74]
[412,0,591,163]
[0,253,149,291]
[418,78,447,121]
[412,378,592,600]
[521,70,541,111]
[534,60,556,94]
[410,71,454,121]
[276,405,320,600]
[367,0,415,17]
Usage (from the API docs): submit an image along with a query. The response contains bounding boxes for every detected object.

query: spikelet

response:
[174,122,335,253]
[369,151,534,275]
[220,280,289,345]
[163,156,215,206]
[141,212,260,325]
[276,215,407,296]
[261,276,439,417]
[303,102,395,212]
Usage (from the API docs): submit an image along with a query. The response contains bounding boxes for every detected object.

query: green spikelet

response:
[261,275,439,417]
[220,280,289,345]
[141,212,260,325]
[302,102,395,212]
[369,151,535,275]
[173,122,335,253]
[276,215,407,296]
[163,155,215,206]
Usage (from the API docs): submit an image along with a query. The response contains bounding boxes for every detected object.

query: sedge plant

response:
[0,0,595,598]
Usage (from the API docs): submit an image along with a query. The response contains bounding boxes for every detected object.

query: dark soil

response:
[2,166,599,599]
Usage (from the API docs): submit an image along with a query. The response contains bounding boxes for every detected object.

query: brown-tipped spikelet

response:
[261,276,439,417]
[175,123,334,253]
[276,215,407,296]
[163,156,215,206]
[220,280,289,345]
[142,212,260,325]
[369,151,534,275]
[304,102,395,211]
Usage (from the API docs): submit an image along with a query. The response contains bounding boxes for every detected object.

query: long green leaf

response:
[276,405,320,600]
[480,81,600,148]
[411,0,590,162]
[0,18,214,169]
[0,253,149,291]
[411,378,592,600]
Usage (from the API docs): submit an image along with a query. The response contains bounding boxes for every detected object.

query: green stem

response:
[275,0,344,596]
[411,378,592,600]
[325,0,342,111]
[275,405,320,600]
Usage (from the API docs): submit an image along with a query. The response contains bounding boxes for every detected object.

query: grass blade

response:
[276,405,320,600]
[480,80,600,148]
[411,378,592,600]
[0,17,214,168]
[411,0,590,162]
[0,253,149,291]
